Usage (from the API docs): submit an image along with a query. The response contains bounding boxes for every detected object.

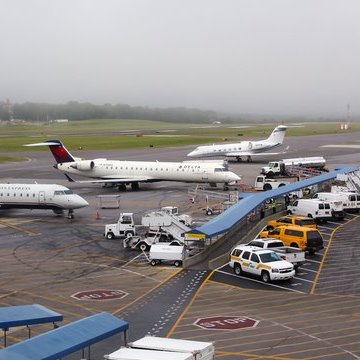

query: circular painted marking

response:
[71,289,128,301]
[194,316,259,330]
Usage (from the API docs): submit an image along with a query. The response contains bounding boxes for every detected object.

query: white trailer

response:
[104,347,193,360]
[129,336,215,360]
[261,156,326,177]
[149,243,186,267]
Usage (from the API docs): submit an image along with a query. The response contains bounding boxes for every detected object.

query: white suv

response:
[229,246,295,283]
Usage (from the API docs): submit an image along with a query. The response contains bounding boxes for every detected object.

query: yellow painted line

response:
[166,270,214,337]
[302,351,351,360]
[275,341,360,358]
[0,220,39,236]
[171,296,360,326]
[311,215,358,294]
[112,269,181,316]
[215,323,360,351]
[173,311,360,340]
[215,350,294,359]
[11,295,89,319]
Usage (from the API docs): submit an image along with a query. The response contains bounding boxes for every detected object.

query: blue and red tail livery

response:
[25,140,75,163]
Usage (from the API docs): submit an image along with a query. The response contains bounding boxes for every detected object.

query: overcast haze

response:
[1,0,360,116]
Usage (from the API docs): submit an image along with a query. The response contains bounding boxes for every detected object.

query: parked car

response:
[266,215,317,230]
[229,245,295,282]
[287,199,344,221]
[260,225,324,254]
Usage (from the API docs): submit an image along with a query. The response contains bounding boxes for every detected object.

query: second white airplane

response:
[187,125,288,162]
[25,140,241,190]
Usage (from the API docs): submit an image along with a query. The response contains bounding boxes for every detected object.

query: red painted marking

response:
[71,289,128,301]
[194,316,258,330]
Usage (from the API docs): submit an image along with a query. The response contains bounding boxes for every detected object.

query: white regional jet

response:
[187,125,288,162]
[0,183,88,218]
[25,140,241,190]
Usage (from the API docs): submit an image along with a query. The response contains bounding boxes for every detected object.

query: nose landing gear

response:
[67,209,74,219]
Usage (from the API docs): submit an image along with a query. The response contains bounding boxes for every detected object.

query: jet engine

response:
[70,160,95,171]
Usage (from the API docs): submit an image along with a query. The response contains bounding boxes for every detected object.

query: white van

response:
[287,199,345,221]
[314,192,360,212]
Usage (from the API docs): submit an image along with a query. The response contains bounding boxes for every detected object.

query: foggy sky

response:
[1,0,360,116]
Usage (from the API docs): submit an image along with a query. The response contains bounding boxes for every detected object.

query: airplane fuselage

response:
[187,140,281,158]
[0,184,88,211]
[56,159,240,184]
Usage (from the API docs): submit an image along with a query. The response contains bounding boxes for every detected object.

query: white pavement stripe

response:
[215,269,305,294]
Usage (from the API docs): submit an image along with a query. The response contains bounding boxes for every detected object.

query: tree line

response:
[0,101,220,123]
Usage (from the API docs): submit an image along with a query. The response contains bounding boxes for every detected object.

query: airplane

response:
[25,140,241,190]
[187,125,288,162]
[0,183,88,219]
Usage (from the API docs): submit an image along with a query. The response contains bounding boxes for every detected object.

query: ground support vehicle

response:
[255,175,296,191]
[229,246,295,282]
[260,225,324,254]
[105,213,138,239]
[261,157,326,177]
[246,239,305,269]
[105,209,191,247]
[313,192,360,212]
[123,235,182,252]
[128,336,214,360]
[266,215,317,230]
[287,198,345,221]
[149,243,186,267]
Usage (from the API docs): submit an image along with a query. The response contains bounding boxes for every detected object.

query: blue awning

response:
[0,312,129,360]
[188,166,358,238]
[0,304,63,330]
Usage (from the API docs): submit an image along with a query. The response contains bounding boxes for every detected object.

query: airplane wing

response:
[64,174,153,183]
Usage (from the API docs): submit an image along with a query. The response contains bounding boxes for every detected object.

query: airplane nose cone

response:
[187,151,196,157]
[77,196,89,208]
[230,172,241,182]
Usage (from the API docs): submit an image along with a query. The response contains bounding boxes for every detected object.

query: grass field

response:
[0,120,359,153]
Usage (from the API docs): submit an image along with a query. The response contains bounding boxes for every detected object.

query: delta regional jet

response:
[0,183,88,218]
[187,125,288,162]
[25,140,241,190]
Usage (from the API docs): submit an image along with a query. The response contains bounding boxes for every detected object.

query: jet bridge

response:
[185,166,358,240]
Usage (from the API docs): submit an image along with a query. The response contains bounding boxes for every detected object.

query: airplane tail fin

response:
[267,125,287,144]
[25,140,76,163]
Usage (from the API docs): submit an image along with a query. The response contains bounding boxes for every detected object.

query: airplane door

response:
[39,191,45,203]
[202,170,209,181]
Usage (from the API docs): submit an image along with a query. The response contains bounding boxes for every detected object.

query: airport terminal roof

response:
[188,166,358,238]
[0,304,63,330]
[0,312,129,360]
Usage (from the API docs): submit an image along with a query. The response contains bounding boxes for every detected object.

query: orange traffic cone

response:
[96,210,100,220]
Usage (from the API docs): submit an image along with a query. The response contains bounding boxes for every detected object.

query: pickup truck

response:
[246,238,305,269]
[266,215,317,231]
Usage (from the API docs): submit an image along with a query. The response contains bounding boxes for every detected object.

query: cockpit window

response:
[214,168,224,172]
[54,190,73,195]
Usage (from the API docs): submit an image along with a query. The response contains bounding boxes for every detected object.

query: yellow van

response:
[260,225,323,254]
[266,215,317,231]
